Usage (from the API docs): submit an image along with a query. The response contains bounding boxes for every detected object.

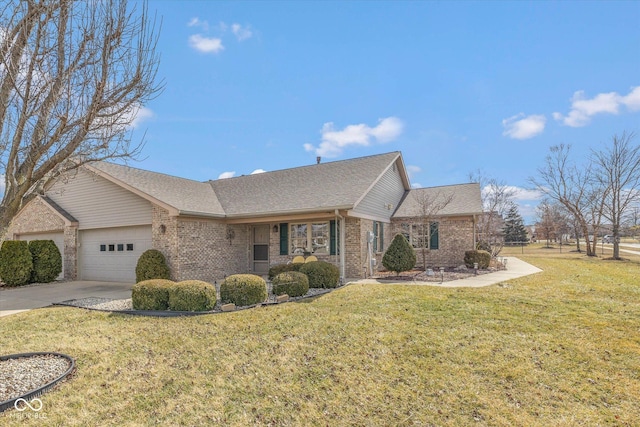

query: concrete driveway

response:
[0,281,134,317]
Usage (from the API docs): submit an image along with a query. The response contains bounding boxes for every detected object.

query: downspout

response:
[473,214,477,248]
[335,209,346,282]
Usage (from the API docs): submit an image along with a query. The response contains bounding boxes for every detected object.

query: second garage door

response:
[79,225,152,282]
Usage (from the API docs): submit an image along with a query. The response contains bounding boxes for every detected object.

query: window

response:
[401,222,439,250]
[117,244,124,251]
[290,222,330,255]
[126,244,134,251]
[108,244,115,252]
[100,244,106,252]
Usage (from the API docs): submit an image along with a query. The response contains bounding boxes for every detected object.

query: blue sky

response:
[128,1,640,223]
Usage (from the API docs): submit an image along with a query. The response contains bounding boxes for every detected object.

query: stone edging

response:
[0,352,75,413]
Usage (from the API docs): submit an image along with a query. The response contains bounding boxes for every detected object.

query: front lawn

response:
[1,252,639,426]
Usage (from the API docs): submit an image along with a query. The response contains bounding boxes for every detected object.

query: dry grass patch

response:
[1,252,639,425]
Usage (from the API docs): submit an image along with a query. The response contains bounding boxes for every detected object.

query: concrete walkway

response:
[353,256,543,288]
[0,281,133,317]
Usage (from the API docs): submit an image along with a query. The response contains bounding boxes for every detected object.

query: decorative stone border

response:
[0,352,75,413]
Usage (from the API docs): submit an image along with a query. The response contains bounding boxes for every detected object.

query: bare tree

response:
[530,144,599,256]
[468,170,515,256]
[411,189,454,270]
[535,200,557,248]
[592,131,640,259]
[0,0,162,235]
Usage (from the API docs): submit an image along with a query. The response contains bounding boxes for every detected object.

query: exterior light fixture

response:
[273,224,279,233]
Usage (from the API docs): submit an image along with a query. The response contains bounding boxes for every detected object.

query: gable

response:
[46,169,152,229]
[351,159,407,221]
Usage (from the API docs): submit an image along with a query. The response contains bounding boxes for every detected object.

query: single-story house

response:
[7,151,482,283]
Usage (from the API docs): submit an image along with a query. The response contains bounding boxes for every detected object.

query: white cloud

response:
[189,34,224,54]
[305,116,404,157]
[187,17,209,31]
[411,182,423,189]
[502,114,546,140]
[554,86,640,127]
[250,169,266,175]
[218,171,235,179]
[130,106,154,129]
[504,186,544,201]
[0,174,5,196]
[232,23,253,41]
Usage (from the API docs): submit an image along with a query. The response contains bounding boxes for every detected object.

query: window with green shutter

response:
[330,220,336,255]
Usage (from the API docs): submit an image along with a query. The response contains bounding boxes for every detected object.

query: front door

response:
[252,225,270,275]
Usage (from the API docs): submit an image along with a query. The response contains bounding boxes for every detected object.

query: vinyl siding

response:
[352,160,406,221]
[47,169,152,230]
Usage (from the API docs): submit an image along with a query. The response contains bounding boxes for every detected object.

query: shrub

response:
[299,261,340,289]
[135,249,170,283]
[268,262,303,281]
[168,280,217,312]
[382,234,416,275]
[464,250,491,269]
[220,274,267,306]
[132,279,176,310]
[272,271,309,297]
[28,240,62,283]
[0,240,33,287]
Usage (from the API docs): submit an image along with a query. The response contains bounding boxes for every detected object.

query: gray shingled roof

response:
[88,162,225,216]
[393,183,483,218]
[41,196,78,223]
[209,152,403,217]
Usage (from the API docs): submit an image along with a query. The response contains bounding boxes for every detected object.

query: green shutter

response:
[430,222,439,250]
[280,223,288,255]
[380,222,384,252]
[373,221,378,252]
[330,220,336,255]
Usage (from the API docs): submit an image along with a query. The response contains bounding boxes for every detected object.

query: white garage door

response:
[79,225,152,282]
[18,232,65,280]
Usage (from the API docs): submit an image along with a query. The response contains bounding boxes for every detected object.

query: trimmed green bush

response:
[382,234,416,275]
[168,280,217,312]
[220,274,267,306]
[464,250,491,269]
[299,261,340,289]
[268,262,303,281]
[272,271,309,297]
[0,240,33,287]
[132,279,176,310]
[135,249,170,283]
[28,240,62,283]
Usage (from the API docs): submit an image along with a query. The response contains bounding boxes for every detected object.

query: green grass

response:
[2,251,639,426]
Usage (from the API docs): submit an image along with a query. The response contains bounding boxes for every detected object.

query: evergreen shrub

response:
[272,271,309,297]
[382,234,416,275]
[135,249,170,283]
[220,274,267,306]
[28,240,62,283]
[464,250,491,269]
[268,262,303,281]
[0,241,33,287]
[299,261,340,288]
[168,280,217,312]
[132,279,176,310]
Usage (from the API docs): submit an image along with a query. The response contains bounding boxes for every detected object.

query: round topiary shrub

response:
[382,234,416,275]
[272,271,309,297]
[464,250,491,269]
[299,261,340,289]
[168,280,217,312]
[267,262,303,281]
[135,249,170,283]
[28,240,62,283]
[132,279,176,310]
[0,240,33,287]
[220,274,267,306]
